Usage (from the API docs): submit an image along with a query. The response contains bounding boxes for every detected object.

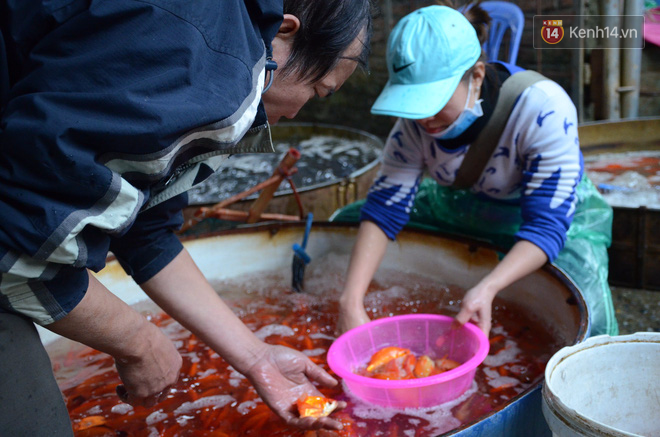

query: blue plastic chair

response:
[479,1,525,64]
[461,1,525,65]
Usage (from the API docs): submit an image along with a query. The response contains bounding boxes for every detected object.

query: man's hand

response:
[114,322,182,408]
[244,344,347,430]
[47,272,183,409]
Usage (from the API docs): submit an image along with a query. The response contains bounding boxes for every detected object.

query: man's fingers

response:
[315,416,344,430]
[335,400,347,411]
[116,385,131,403]
[116,384,170,408]
[288,416,344,431]
[304,362,338,387]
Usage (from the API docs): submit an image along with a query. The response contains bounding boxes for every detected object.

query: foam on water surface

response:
[187,136,379,205]
[344,380,478,436]
[585,150,660,209]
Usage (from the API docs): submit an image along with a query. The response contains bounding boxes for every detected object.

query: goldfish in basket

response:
[359,346,462,380]
[365,346,410,372]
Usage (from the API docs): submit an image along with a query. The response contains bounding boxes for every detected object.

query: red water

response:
[49,272,562,437]
[586,154,660,179]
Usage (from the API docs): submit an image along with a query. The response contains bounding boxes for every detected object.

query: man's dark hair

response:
[281,0,373,83]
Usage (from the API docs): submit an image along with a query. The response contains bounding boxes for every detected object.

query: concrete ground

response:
[611,286,660,334]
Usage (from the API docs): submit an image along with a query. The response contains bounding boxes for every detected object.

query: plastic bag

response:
[331,176,618,336]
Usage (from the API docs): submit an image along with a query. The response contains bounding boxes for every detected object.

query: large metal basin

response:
[579,116,660,290]
[40,223,588,436]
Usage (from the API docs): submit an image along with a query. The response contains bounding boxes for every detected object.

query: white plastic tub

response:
[542,332,660,437]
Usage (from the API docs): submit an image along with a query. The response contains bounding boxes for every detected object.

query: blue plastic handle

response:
[301,213,313,249]
[597,183,633,193]
[292,243,311,264]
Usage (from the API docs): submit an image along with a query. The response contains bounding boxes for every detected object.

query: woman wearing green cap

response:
[335,4,617,337]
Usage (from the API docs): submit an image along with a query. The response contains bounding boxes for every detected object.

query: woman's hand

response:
[454,240,549,337]
[245,344,347,430]
[455,283,497,336]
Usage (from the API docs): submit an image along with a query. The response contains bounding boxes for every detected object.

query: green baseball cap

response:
[371,5,482,119]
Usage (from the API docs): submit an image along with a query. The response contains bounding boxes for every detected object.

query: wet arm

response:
[337,120,426,332]
[338,220,389,331]
[456,240,547,334]
[139,248,267,372]
[140,249,345,430]
[47,271,182,405]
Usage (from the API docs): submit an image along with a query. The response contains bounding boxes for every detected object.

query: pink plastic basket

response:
[327,314,489,408]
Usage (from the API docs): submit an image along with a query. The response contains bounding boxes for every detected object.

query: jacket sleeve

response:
[360,119,425,239]
[0,0,275,324]
[109,194,187,284]
[0,31,9,113]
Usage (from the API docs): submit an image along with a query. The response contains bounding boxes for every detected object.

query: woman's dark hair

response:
[460,1,491,46]
[281,0,373,83]
[438,0,490,82]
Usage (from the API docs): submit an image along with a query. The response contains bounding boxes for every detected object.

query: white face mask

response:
[427,80,483,140]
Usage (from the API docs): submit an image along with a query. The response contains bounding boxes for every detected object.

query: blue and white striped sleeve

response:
[513,82,583,261]
[360,119,426,239]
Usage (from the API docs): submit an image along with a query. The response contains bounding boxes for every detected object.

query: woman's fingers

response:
[337,305,371,335]
[454,306,474,326]
[456,304,492,336]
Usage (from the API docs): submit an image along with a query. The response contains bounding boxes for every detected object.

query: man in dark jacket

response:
[0,0,372,434]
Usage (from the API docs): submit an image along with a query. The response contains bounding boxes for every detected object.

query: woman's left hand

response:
[455,283,497,336]
[245,344,347,430]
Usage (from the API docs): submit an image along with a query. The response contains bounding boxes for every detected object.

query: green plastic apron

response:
[331,176,618,337]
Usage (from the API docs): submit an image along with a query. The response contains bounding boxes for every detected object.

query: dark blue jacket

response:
[0,0,282,324]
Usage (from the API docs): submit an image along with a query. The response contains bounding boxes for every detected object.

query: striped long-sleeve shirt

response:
[361,63,583,262]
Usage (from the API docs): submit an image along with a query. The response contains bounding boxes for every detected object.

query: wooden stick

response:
[211,174,281,210]
[204,208,299,222]
[178,148,301,233]
[246,148,301,224]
